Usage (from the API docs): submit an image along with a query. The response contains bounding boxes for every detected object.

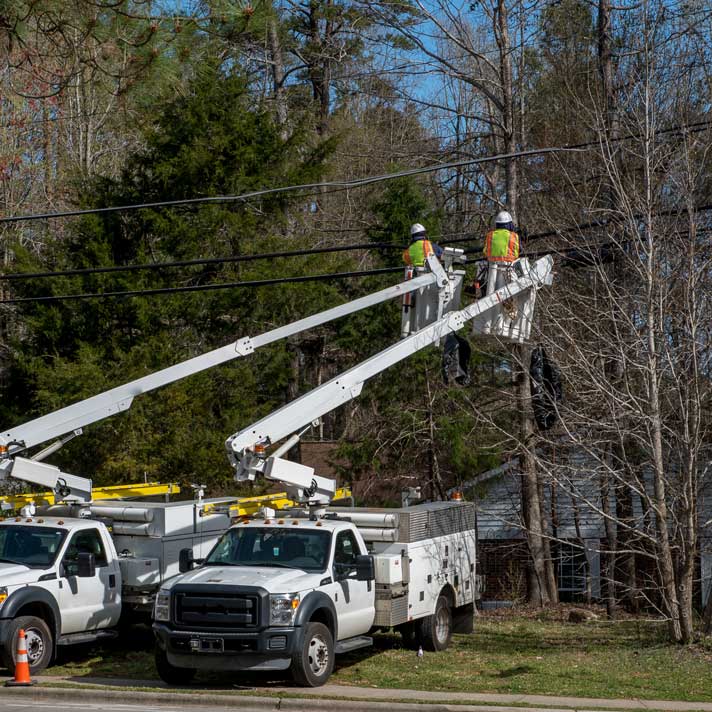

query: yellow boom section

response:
[199,487,353,518]
[1,484,352,515]
[229,486,352,517]
[0,482,181,510]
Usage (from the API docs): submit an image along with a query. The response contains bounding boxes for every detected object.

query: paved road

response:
[1,700,234,712]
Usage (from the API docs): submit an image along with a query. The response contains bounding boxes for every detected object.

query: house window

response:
[556,541,588,595]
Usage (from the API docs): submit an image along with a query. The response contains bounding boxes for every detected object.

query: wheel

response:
[154,648,196,685]
[1,616,53,674]
[291,622,334,687]
[420,595,452,652]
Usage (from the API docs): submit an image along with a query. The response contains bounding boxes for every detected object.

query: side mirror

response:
[179,548,194,573]
[76,552,96,578]
[355,554,374,582]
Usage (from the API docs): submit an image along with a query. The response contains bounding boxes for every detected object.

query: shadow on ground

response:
[3,625,408,690]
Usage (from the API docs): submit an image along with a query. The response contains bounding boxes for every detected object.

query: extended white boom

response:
[228,255,553,508]
[0,270,439,500]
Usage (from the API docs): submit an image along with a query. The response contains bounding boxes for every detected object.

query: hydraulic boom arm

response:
[0,271,439,501]
[227,255,553,508]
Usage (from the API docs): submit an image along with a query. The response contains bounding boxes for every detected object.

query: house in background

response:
[463,458,712,610]
[461,461,602,605]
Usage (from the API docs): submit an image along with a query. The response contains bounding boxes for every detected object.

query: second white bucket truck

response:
[152,251,554,686]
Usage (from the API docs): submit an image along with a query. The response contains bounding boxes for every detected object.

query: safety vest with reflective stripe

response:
[484,228,519,263]
[403,238,435,267]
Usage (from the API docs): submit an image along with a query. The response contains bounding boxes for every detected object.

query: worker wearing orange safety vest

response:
[480,210,520,328]
[403,223,439,267]
[484,211,519,264]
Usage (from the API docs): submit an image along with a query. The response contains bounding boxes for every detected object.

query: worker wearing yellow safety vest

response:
[400,223,443,338]
[403,223,440,267]
[481,210,520,325]
[484,211,519,264]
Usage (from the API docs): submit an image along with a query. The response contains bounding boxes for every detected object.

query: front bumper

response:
[153,622,301,671]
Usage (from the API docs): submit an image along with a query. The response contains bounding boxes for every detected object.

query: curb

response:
[0,685,572,712]
[2,678,711,712]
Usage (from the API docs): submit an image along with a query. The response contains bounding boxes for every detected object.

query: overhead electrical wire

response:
[0,240,646,305]
[0,236,477,283]
[4,218,710,305]
[3,201,712,290]
[0,118,708,227]
[0,146,585,225]
[0,267,404,305]
[0,242,403,281]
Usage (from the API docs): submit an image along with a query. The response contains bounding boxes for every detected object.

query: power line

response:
[0,266,403,305]
[0,146,586,225]
[0,117,707,229]
[0,242,402,281]
[4,199,711,284]
[6,215,710,305]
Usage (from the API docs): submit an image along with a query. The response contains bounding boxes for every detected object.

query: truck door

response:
[58,528,121,634]
[326,529,375,640]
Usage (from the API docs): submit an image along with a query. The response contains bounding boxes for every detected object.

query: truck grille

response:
[174,592,259,628]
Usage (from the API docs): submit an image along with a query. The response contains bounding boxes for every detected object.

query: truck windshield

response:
[0,525,67,569]
[206,526,331,573]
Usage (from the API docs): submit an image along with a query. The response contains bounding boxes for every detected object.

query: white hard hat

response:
[495,211,512,225]
[410,223,427,237]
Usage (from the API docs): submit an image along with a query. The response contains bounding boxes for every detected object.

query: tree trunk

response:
[540,478,559,603]
[643,131,682,642]
[267,14,288,134]
[425,371,446,501]
[516,344,550,606]
[307,0,332,136]
[600,468,617,619]
[496,0,517,219]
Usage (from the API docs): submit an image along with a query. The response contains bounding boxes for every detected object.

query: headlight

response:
[154,589,171,622]
[0,587,7,610]
[269,593,300,626]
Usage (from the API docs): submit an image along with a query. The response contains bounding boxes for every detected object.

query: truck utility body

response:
[153,500,476,686]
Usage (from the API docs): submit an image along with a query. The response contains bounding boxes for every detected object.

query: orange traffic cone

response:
[4,629,34,687]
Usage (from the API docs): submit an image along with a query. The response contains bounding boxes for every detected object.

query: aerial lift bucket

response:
[470,258,545,343]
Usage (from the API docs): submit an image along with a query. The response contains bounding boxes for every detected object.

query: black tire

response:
[1,615,53,674]
[291,622,334,687]
[154,648,196,685]
[420,595,452,652]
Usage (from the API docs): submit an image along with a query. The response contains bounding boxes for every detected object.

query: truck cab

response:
[153,517,376,687]
[0,516,122,672]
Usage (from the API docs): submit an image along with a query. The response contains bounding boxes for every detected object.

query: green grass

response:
[334,618,712,701]
[35,614,712,702]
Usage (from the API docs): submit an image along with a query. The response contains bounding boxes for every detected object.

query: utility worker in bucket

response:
[483,210,520,321]
[403,223,442,268]
[400,223,443,338]
[484,210,519,266]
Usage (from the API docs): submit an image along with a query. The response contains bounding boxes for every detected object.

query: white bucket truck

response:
[154,500,477,686]
[153,251,553,686]
[0,489,251,673]
[0,484,351,674]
